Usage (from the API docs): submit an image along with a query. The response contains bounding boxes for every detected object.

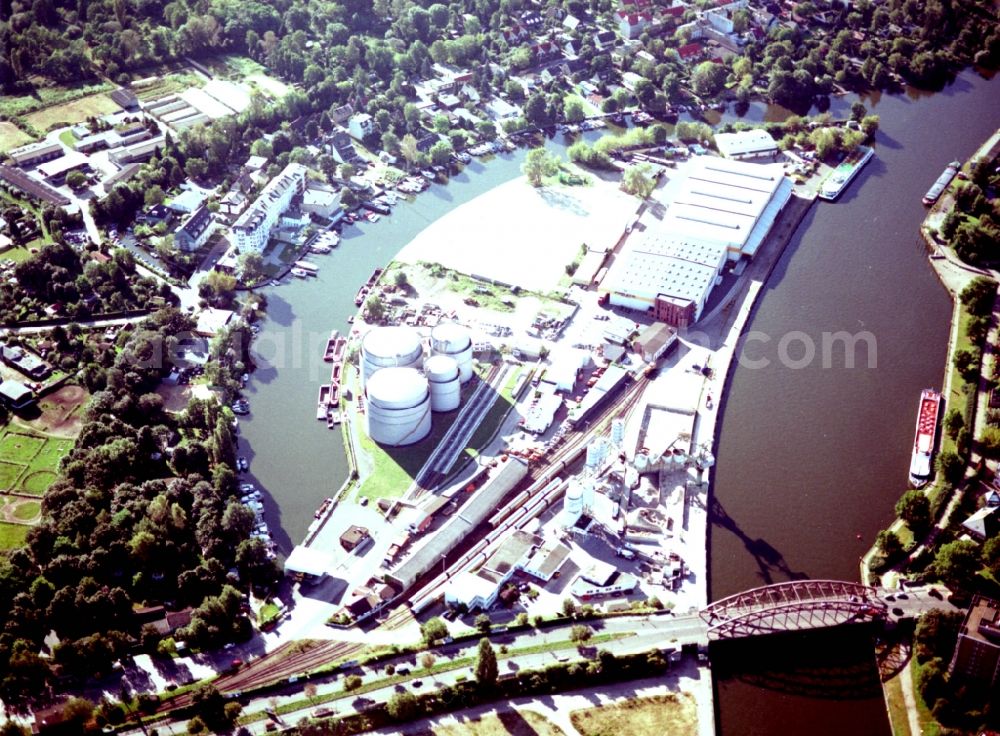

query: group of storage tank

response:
[361,323,473,447]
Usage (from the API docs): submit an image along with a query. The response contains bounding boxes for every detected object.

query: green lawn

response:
[0,431,73,495]
[12,500,40,521]
[21,470,58,496]
[0,433,46,463]
[353,362,521,496]
[28,437,73,474]
[0,522,29,550]
[883,670,912,736]
[0,462,23,490]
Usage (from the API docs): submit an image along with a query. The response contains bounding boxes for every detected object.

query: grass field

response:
[570,693,697,736]
[12,500,40,521]
[0,462,23,489]
[0,522,29,550]
[884,669,912,736]
[23,93,119,132]
[431,710,566,736]
[0,433,46,463]
[0,430,72,495]
[0,81,113,120]
[0,122,33,153]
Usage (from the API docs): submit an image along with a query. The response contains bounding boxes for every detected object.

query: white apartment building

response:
[231,163,307,251]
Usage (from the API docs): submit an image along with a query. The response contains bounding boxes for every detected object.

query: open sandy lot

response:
[0,122,33,153]
[397,179,638,292]
[24,93,119,132]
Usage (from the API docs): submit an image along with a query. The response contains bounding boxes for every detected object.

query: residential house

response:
[231,162,308,251]
[330,104,354,126]
[678,41,705,62]
[961,506,1000,542]
[347,113,374,140]
[301,185,342,218]
[166,188,206,214]
[137,204,174,226]
[617,10,651,39]
[594,29,617,50]
[329,130,361,165]
[173,205,216,252]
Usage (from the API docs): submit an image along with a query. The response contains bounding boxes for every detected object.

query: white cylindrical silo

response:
[365,367,432,446]
[581,478,595,509]
[431,322,473,383]
[361,327,423,385]
[586,439,605,468]
[611,418,625,446]
[424,354,460,412]
[564,481,584,517]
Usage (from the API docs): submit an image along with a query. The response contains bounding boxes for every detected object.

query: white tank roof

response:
[424,354,460,383]
[367,367,428,409]
[431,322,472,352]
[363,326,423,362]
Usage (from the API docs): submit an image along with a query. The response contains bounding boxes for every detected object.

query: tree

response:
[621,164,657,200]
[420,652,436,670]
[144,185,165,208]
[364,294,385,322]
[691,61,727,97]
[474,613,492,634]
[936,448,963,484]
[570,625,592,644]
[66,171,89,191]
[429,139,453,166]
[421,617,448,645]
[474,637,497,688]
[62,698,95,729]
[522,147,558,187]
[386,691,419,721]
[393,270,409,289]
[944,408,964,439]
[343,675,362,691]
[238,251,265,284]
[876,529,903,558]
[954,348,981,382]
[564,95,586,123]
[931,539,980,591]
[896,490,931,535]
[960,277,996,317]
[984,536,1000,578]
[561,597,578,618]
[914,609,963,663]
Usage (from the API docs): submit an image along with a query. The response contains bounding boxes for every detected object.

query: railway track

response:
[407,374,648,611]
[156,375,647,713]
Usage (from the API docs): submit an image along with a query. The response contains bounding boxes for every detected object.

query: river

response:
[710,69,998,736]
[237,70,998,733]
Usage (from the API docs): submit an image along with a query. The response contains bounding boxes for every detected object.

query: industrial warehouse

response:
[275,152,810,640]
[602,156,793,327]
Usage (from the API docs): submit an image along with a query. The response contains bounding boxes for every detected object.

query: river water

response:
[710,70,998,735]
[237,70,998,732]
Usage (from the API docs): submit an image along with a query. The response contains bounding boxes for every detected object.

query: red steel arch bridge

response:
[699,580,888,641]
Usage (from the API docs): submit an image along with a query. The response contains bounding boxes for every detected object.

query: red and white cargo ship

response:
[909,388,942,488]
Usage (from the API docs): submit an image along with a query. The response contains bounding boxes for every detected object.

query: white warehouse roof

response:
[655,157,786,257]
[715,129,779,159]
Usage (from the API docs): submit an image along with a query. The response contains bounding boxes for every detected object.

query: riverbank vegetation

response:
[936,145,1000,266]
